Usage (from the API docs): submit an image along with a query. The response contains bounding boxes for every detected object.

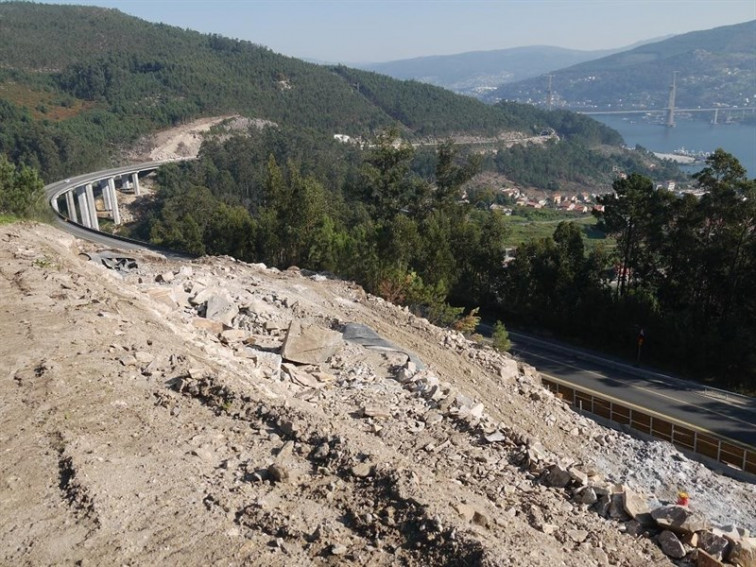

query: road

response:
[44,161,189,258]
[508,331,756,449]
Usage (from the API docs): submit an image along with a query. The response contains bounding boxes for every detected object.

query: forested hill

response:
[0,1,545,181]
[489,20,756,110]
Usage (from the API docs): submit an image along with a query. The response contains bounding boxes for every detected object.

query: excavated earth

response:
[1,223,754,567]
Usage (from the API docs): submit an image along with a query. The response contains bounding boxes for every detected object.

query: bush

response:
[492,320,511,352]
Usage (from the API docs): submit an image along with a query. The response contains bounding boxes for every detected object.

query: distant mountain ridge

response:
[488,20,756,111]
[358,38,669,98]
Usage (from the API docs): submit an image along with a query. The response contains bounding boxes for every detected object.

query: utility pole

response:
[547,74,553,111]
[665,71,677,128]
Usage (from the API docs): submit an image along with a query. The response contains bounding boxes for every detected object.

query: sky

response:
[38,0,756,64]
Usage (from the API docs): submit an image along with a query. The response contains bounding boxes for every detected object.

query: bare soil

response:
[1,221,753,566]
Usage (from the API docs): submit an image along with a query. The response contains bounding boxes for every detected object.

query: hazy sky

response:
[39,0,756,63]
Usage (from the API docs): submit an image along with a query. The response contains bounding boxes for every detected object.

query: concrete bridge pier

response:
[102,180,112,212]
[107,177,121,225]
[85,183,99,231]
[75,186,91,228]
[132,172,140,196]
[65,191,78,223]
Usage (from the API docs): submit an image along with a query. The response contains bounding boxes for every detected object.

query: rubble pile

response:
[0,223,754,566]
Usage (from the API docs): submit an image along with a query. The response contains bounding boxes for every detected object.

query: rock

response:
[268,463,289,483]
[330,544,348,556]
[204,294,239,326]
[155,271,174,283]
[622,488,653,527]
[608,493,631,521]
[727,537,756,567]
[658,530,686,559]
[575,486,598,506]
[472,510,490,528]
[568,467,588,487]
[192,317,224,334]
[281,321,342,365]
[497,358,519,380]
[484,431,508,443]
[543,465,572,488]
[698,531,730,560]
[351,463,372,478]
[652,505,710,536]
[694,549,725,567]
[567,529,589,543]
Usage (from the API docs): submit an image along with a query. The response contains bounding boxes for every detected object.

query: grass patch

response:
[0,214,19,225]
[501,211,615,251]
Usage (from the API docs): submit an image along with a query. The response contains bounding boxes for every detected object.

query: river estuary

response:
[591,114,756,178]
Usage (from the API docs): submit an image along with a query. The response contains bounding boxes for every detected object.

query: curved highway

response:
[44,160,188,256]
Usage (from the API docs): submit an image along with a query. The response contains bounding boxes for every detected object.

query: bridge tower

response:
[665,71,677,128]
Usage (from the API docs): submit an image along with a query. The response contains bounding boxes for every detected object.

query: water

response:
[590,114,756,178]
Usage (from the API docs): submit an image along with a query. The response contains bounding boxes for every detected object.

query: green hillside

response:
[0,2,680,191]
[489,20,756,111]
[0,2,527,180]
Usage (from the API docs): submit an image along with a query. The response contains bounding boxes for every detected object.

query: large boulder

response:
[204,294,239,326]
[281,321,342,365]
[652,505,710,536]
[622,488,654,527]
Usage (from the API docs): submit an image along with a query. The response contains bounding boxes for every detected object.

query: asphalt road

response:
[509,331,756,448]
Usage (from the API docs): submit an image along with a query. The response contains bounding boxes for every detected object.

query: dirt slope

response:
[1,222,753,566]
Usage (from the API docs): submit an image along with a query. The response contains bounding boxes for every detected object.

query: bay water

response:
[591,114,756,178]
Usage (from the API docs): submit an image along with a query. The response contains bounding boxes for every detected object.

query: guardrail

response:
[542,376,756,476]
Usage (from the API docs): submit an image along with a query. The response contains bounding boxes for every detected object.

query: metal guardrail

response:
[542,377,756,476]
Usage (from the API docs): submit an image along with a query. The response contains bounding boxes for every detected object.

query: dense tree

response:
[0,154,45,217]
